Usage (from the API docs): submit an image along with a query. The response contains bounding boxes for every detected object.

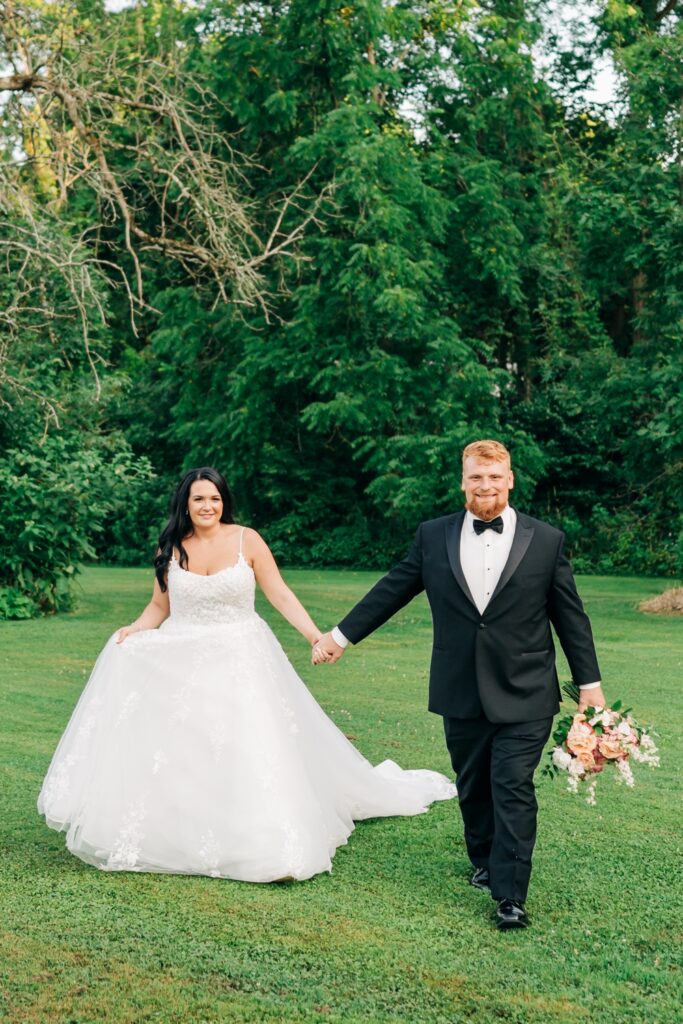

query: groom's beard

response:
[466,497,507,521]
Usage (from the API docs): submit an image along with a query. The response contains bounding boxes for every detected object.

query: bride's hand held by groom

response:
[311,631,345,666]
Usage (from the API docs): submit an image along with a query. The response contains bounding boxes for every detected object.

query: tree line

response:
[1,0,681,618]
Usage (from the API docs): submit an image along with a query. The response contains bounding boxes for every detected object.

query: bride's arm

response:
[247,529,321,646]
[116,578,170,643]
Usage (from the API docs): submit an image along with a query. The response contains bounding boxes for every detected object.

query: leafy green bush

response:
[0,437,154,619]
[90,468,164,567]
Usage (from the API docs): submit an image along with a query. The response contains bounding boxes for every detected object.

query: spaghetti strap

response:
[238,526,245,556]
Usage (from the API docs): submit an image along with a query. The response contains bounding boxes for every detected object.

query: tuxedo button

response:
[479,623,487,629]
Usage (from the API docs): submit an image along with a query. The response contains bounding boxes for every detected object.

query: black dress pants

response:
[443,714,553,902]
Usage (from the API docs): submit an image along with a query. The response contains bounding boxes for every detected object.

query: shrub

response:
[0,436,154,619]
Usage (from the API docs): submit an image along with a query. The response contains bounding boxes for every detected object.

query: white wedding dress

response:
[38,533,455,882]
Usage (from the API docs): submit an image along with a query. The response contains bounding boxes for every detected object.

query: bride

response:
[38,467,455,881]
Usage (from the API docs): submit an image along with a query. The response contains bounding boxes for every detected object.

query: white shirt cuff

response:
[578,681,601,690]
[331,627,349,649]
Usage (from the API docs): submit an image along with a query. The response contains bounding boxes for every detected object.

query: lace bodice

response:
[165,553,256,626]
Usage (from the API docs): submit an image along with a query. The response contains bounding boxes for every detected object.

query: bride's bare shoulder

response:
[214,522,240,538]
[240,525,264,543]
[240,527,271,554]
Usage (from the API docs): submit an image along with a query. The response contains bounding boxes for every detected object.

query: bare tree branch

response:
[0,2,325,404]
[656,1,680,22]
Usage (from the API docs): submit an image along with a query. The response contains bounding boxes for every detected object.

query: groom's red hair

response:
[462,439,511,468]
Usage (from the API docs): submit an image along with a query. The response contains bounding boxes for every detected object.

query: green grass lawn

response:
[0,567,681,1024]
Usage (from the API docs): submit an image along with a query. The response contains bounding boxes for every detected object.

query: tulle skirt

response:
[38,614,456,881]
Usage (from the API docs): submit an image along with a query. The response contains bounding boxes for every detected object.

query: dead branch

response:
[656,1,680,22]
[0,3,325,403]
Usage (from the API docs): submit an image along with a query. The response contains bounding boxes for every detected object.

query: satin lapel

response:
[445,512,478,610]
[489,514,534,604]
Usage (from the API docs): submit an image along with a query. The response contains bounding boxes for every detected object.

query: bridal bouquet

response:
[544,683,659,805]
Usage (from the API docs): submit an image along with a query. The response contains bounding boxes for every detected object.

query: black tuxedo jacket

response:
[338,510,600,724]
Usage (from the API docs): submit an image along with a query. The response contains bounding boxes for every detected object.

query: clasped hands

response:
[311,631,344,666]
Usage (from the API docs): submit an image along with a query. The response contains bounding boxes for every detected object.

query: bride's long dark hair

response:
[154,467,235,591]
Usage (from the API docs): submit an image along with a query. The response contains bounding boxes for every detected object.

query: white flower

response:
[629,733,660,767]
[552,747,572,770]
[585,781,598,806]
[615,758,635,787]
[617,720,632,737]
[637,748,660,767]
[568,758,585,777]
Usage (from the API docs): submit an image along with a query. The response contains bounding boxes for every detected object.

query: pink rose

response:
[598,733,626,760]
[566,716,598,757]
[576,750,597,772]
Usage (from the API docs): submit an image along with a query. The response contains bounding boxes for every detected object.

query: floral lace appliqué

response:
[281,822,308,879]
[281,697,300,735]
[106,798,147,870]
[165,556,256,627]
[42,753,80,807]
[116,691,141,727]
[199,828,222,877]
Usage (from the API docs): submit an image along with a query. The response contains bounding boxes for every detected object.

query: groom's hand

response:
[578,687,607,712]
[312,631,345,665]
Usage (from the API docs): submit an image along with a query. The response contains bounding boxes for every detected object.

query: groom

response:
[314,439,605,930]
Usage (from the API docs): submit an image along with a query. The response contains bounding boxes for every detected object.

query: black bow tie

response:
[473,516,504,535]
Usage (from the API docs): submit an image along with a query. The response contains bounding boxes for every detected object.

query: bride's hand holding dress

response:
[115,582,169,644]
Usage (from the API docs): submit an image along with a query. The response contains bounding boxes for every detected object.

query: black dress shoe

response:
[495,898,529,930]
[470,867,490,892]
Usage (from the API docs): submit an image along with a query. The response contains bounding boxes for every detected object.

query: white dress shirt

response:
[461,505,516,614]
[332,506,600,691]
